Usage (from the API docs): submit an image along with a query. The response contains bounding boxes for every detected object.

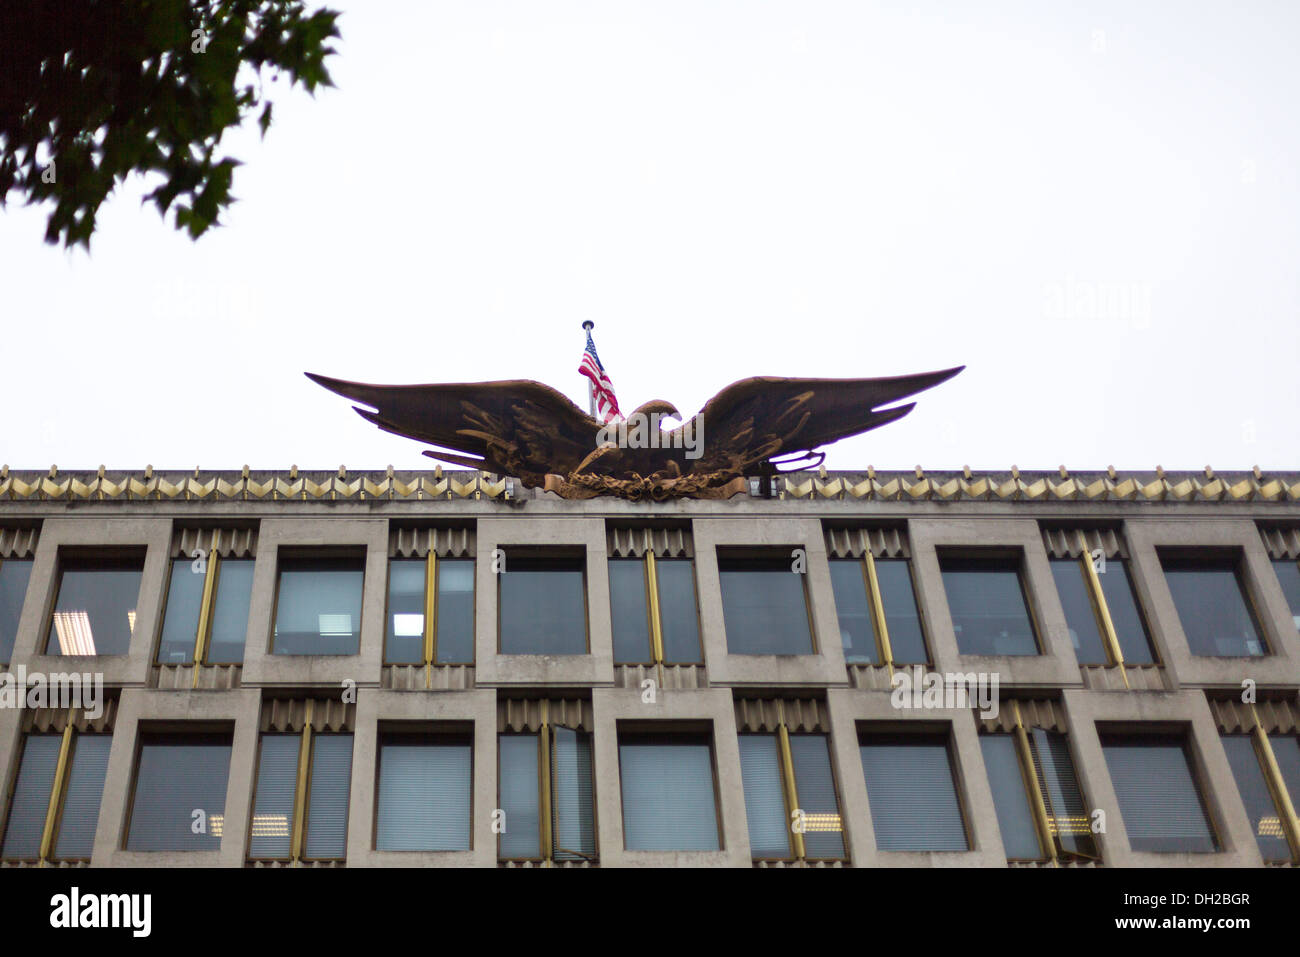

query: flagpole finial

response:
[582,320,594,332]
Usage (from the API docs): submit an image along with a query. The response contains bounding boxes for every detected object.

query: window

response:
[272,554,365,655]
[980,724,1097,862]
[498,553,587,655]
[249,723,353,862]
[828,555,928,665]
[1100,734,1217,853]
[126,733,232,851]
[45,553,144,656]
[859,732,968,851]
[384,556,474,667]
[1271,559,1300,633]
[156,555,254,666]
[498,725,597,862]
[939,554,1039,656]
[375,732,472,851]
[609,554,702,665]
[1161,554,1267,657]
[1220,731,1300,862]
[718,553,814,655]
[619,733,720,851]
[1050,556,1155,667]
[738,729,844,861]
[0,557,32,663]
[2,730,111,863]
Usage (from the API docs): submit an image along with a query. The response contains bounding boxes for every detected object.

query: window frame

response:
[1099,731,1222,855]
[737,724,847,863]
[1220,722,1300,863]
[269,549,367,657]
[858,728,973,853]
[123,729,234,852]
[1159,549,1270,658]
[43,549,147,657]
[496,714,598,864]
[156,552,254,670]
[609,552,703,667]
[716,549,818,657]
[617,729,724,853]
[829,551,930,668]
[0,555,33,665]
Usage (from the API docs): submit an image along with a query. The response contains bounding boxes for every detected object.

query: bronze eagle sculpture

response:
[305,366,963,500]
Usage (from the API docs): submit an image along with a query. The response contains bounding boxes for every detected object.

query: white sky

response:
[3,1,1297,474]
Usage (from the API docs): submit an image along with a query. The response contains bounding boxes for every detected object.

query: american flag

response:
[578,327,622,424]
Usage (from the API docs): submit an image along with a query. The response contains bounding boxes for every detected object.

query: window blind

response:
[249,734,298,859]
[738,734,790,858]
[304,733,353,859]
[0,734,61,859]
[376,736,471,852]
[1101,736,1217,853]
[551,727,596,860]
[126,734,232,852]
[52,733,111,860]
[619,736,720,852]
[788,735,845,859]
[718,558,813,656]
[1029,729,1096,857]
[498,734,541,859]
[860,735,968,852]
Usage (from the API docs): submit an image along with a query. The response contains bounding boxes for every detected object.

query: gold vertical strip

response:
[862,550,894,678]
[38,711,77,864]
[192,550,221,688]
[777,718,806,861]
[290,701,314,863]
[1076,533,1128,689]
[539,701,553,865]
[645,551,666,689]
[424,552,437,689]
[1249,707,1300,860]
[1012,701,1057,863]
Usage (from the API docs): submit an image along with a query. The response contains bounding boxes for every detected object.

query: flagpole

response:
[582,320,596,418]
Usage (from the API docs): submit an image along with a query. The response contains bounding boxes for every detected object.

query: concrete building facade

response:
[0,465,1298,868]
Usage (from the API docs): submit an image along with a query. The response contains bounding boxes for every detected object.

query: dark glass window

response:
[126,733,232,852]
[1100,735,1217,853]
[273,556,364,655]
[375,734,472,851]
[980,734,1043,859]
[1050,558,1109,665]
[718,555,814,655]
[1,733,110,862]
[1220,735,1292,862]
[828,558,928,665]
[1271,560,1300,633]
[1097,562,1155,664]
[0,558,33,663]
[940,555,1038,656]
[498,727,596,862]
[384,560,425,664]
[619,735,720,851]
[156,558,254,665]
[435,560,475,663]
[657,559,702,663]
[248,732,353,861]
[499,555,586,655]
[46,555,144,656]
[1161,556,1267,657]
[207,559,253,664]
[828,560,874,663]
[609,559,652,663]
[859,733,968,851]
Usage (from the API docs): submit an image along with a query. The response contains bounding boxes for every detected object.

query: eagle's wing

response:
[671,366,965,472]
[305,373,601,479]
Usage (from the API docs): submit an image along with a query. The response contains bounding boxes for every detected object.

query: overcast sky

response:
[3,1,1297,474]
